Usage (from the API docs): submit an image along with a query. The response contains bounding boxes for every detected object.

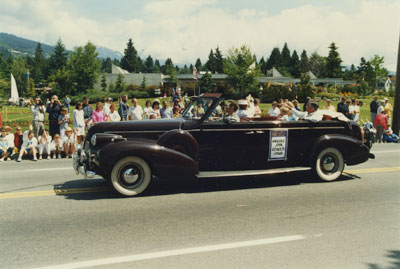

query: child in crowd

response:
[73,102,85,146]
[50,134,63,159]
[63,127,76,158]
[38,129,52,160]
[4,126,15,160]
[14,126,24,152]
[17,130,38,162]
[58,108,70,140]
[0,127,13,162]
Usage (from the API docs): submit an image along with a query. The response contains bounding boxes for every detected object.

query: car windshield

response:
[181,96,217,119]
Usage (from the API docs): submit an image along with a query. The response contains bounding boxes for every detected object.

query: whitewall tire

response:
[111,156,151,196]
[314,147,344,182]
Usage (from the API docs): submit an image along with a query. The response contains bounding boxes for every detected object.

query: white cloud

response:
[0,0,399,70]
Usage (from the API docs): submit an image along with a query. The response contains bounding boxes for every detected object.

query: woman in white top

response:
[73,102,85,145]
[109,103,121,122]
[38,129,52,160]
[17,130,38,162]
[143,100,152,119]
[63,127,76,158]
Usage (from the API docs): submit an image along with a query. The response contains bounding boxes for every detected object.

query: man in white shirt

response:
[268,101,280,117]
[128,98,143,121]
[237,99,254,118]
[287,101,324,123]
[225,101,240,122]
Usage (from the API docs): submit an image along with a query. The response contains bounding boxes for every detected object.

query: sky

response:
[0,0,399,71]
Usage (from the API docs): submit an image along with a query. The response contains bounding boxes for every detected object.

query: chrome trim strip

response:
[196,167,311,178]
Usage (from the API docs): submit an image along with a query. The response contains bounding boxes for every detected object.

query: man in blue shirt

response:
[118,95,129,121]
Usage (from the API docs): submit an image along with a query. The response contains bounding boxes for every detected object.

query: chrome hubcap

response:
[322,155,337,173]
[123,168,139,184]
[119,164,144,189]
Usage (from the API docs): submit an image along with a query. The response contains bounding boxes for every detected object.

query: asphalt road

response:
[0,143,399,269]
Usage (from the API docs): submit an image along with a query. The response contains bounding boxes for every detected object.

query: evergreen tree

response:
[259,56,267,75]
[100,74,107,91]
[206,49,216,73]
[300,50,310,74]
[141,75,146,91]
[326,42,343,78]
[114,74,125,92]
[163,58,179,85]
[195,58,202,71]
[281,43,291,68]
[199,71,215,92]
[101,57,112,73]
[68,41,101,94]
[357,57,375,90]
[144,55,154,73]
[49,38,68,75]
[179,64,190,74]
[309,52,327,78]
[265,47,281,71]
[289,50,301,78]
[32,43,45,83]
[112,58,120,66]
[120,38,140,73]
[214,47,224,74]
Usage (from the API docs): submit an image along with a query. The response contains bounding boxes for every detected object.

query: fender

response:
[157,129,199,161]
[308,134,370,166]
[97,140,198,178]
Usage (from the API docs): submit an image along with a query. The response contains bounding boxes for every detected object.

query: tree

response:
[140,75,146,91]
[206,49,216,73]
[326,42,343,78]
[309,52,327,78]
[259,56,267,75]
[48,38,68,76]
[100,74,107,91]
[223,45,260,95]
[214,47,224,73]
[199,71,215,92]
[265,47,281,71]
[289,50,301,78]
[68,41,101,95]
[300,50,310,74]
[144,55,154,73]
[195,58,202,72]
[101,57,112,73]
[281,43,291,68]
[114,74,125,92]
[11,57,29,97]
[357,57,375,91]
[120,38,140,73]
[369,55,389,88]
[32,43,45,84]
[163,58,179,85]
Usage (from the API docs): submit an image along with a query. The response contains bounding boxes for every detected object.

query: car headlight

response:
[91,134,97,146]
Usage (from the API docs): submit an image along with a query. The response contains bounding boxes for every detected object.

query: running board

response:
[196,167,311,178]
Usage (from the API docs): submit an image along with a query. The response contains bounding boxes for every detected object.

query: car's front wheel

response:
[313,147,344,182]
[111,156,151,196]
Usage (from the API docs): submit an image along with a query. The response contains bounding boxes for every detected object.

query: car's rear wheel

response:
[111,156,151,196]
[313,147,344,182]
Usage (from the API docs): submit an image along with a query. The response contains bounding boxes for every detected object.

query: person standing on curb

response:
[31,97,46,138]
[369,96,379,123]
[46,95,62,138]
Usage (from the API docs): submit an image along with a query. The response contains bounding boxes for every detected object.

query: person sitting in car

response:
[285,100,324,123]
[268,101,280,117]
[224,101,240,123]
[237,99,254,118]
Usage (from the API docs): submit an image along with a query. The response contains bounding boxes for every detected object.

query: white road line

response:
[34,235,308,269]
[371,150,400,154]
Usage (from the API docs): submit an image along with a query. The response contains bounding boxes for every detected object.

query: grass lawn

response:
[1,96,393,132]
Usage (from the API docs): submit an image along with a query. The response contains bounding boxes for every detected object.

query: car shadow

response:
[367,250,400,269]
[54,170,359,200]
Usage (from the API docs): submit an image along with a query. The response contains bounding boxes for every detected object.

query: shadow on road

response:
[54,170,358,200]
[367,250,400,269]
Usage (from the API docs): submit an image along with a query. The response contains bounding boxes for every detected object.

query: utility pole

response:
[393,32,400,135]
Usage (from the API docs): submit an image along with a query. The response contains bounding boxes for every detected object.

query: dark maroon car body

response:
[73,93,373,196]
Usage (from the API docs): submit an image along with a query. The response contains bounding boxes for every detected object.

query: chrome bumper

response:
[73,150,96,179]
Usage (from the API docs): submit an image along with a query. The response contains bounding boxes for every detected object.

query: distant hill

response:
[0,32,122,60]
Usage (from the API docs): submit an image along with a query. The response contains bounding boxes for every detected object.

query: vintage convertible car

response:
[73,93,374,196]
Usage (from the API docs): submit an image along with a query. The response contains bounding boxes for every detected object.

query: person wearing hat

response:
[103,97,113,120]
[63,127,76,158]
[237,99,253,118]
[383,98,392,124]
[128,98,144,121]
[377,100,385,115]
[268,101,280,117]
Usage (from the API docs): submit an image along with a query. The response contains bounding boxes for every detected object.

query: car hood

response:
[87,118,189,137]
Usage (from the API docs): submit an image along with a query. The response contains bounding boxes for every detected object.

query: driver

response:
[225,101,240,122]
